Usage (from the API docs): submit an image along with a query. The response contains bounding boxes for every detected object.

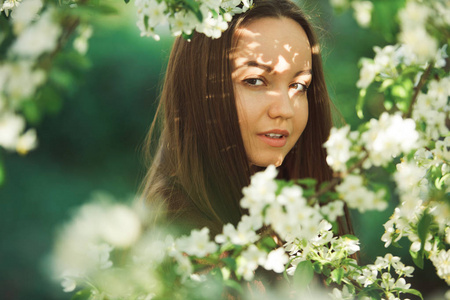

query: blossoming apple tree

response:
[1,0,449,299]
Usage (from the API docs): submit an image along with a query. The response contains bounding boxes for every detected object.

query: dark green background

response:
[0,1,446,299]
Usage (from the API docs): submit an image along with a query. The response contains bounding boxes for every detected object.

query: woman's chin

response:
[250,155,285,168]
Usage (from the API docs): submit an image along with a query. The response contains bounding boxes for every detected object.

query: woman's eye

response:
[290,82,308,93]
[243,78,265,86]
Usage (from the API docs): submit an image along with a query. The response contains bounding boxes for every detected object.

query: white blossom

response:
[241,165,278,215]
[321,200,345,222]
[337,174,387,212]
[352,1,373,28]
[263,248,289,273]
[10,0,42,34]
[430,249,450,284]
[357,58,378,89]
[10,8,62,59]
[1,0,21,16]
[0,112,25,151]
[236,244,266,281]
[16,128,37,154]
[331,285,354,300]
[362,113,419,167]
[324,125,354,173]
[176,227,217,257]
[399,27,438,65]
[357,267,378,287]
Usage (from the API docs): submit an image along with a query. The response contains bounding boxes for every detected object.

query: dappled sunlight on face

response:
[232,17,312,167]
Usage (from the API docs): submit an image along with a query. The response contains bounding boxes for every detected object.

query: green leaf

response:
[259,236,277,251]
[331,268,344,285]
[183,0,203,22]
[409,248,424,269]
[71,289,92,300]
[21,100,41,125]
[296,178,317,188]
[293,260,314,289]
[124,0,129,3]
[222,257,237,271]
[224,279,243,294]
[417,212,432,250]
[393,288,423,300]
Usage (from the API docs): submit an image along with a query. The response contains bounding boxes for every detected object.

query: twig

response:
[310,152,369,201]
[405,62,434,118]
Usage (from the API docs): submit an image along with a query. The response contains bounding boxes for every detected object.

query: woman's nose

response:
[267,89,295,119]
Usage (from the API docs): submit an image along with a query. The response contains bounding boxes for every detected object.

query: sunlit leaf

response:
[293,260,314,289]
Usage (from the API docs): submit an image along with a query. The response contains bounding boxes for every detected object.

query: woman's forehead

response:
[232,17,312,73]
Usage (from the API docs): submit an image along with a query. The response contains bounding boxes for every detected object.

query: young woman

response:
[141,0,349,236]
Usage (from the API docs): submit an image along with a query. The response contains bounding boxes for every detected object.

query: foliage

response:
[1,0,449,299]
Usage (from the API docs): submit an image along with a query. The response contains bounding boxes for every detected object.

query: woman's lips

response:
[257,130,289,147]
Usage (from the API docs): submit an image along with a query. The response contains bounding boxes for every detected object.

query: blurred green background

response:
[0,1,446,299]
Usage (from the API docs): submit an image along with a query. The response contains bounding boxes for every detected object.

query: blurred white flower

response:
[331,285,354,300]
[0,112,25,151]
[263,248,289,273]
[10,7,62,59]
[362,113,419,167]
[176,227,217,257]
[169,10,198,37]
[398,1,431,29]
[1,61,46,102]
[73,25,93,55]
[373,45,402,77]
[399,27,438,65]
[394,161,426,194]
[430,249,450,284]
[321,200,345,222]
[236,244,266,281]
[357,58,378,89]
[241,165,278,215]
[16,128,37,154]
[337,174,387,212]
[52,195,142,279]
[329,0,349,10]
[324,125,353,173]
[214,220,259,245]
[352,1,373,28]
[10,0,42,34]
[196,7,228,39]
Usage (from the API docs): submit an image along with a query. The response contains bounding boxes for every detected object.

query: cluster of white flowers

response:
[0,0,21,16]
[0,111,37,154]
[412,76,450,141]
[0,0,64,155]
[430,249,450,284]
[52,192,142,293]
[362,112,419,167]
[351,1,373,28]
[356,0,448,90]
[397,0,443,65]
[323,125,357,173]
[135,0,253,40]
[336,174,387,213]
[353,254,415,300]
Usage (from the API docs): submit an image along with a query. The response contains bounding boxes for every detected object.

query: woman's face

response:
[232,17,312,167]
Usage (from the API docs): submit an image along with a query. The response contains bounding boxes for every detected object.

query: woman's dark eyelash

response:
[244,78,263,85]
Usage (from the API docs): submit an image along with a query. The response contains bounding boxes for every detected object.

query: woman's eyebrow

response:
[246,60,273,73]
[235,60,312,77]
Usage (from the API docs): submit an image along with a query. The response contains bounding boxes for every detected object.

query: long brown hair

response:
[141,0,340,235]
